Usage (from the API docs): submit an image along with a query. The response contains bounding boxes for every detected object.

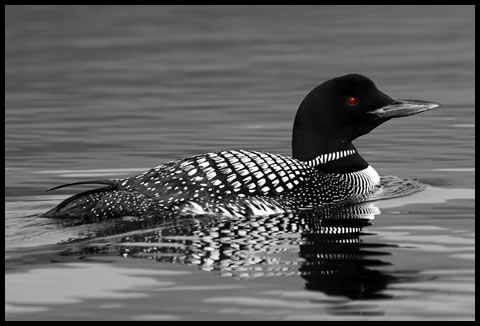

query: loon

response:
[42,74,439,221]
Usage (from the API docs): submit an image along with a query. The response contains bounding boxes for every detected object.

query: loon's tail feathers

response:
[46,180,117,192]
[42,180,166,221]
[42,180,119,220]
[42,185,116,221]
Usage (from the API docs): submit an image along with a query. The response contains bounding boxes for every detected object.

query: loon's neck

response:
[292,126,369,173]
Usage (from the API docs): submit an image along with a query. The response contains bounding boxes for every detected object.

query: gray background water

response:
[5,5,475,320]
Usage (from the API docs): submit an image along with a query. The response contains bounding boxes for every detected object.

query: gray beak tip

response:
[370,99,440,119]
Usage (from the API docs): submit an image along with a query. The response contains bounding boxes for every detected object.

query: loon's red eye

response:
[348,97,359,106]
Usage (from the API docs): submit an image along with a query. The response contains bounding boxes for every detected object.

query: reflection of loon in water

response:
[65,176,424,299]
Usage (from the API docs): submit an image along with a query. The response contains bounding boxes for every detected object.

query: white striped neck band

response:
[305,149,357,167]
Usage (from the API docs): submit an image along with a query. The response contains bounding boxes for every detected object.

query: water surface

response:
[5,5,475,321]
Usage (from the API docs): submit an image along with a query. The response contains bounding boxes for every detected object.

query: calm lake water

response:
[5,5,475,321]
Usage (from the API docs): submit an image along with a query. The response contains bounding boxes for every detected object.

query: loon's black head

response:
[292,74,439,165]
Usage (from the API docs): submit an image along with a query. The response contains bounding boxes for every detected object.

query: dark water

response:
[5,5,475,320]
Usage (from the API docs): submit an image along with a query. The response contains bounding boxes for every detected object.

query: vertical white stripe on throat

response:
[363,165,380,186]
[338,165,380,195]
[306,149,357,167]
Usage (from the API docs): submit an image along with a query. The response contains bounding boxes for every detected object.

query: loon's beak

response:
[369,99,440,119]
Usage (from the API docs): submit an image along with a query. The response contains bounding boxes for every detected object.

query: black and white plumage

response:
[42,74,439,221]
[124,149,379,216]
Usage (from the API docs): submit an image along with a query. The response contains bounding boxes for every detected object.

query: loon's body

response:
[43,74,439,221]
